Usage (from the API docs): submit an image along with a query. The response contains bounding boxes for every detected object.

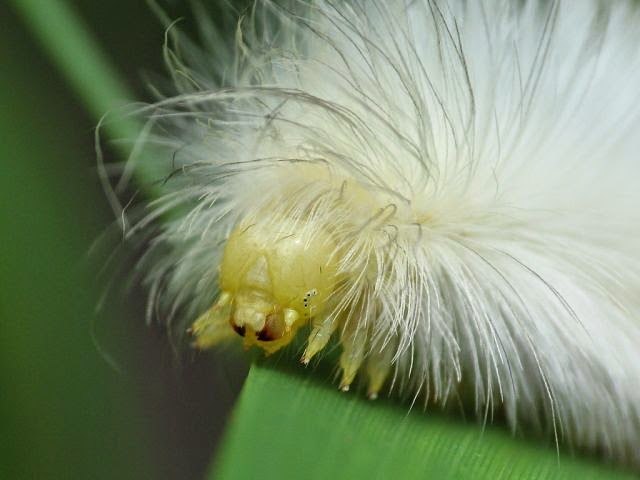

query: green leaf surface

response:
[212,361,634,479]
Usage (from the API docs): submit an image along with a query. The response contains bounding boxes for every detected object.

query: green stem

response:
[10,0,132,118]
[10,0,162,198]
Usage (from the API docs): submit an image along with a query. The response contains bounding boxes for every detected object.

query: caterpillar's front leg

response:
[301,310,393,398]
[301,314,339,364]
[338,319,367,392]
[190,292,235,349]
[365,340,396,400]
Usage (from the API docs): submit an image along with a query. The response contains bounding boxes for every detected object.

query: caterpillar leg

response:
[338,321,368,391]
[301,314,339,364]
[190,292,235,349]
[365,341,395,399]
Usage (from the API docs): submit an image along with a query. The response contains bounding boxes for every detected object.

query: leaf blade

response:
[212,362,635,480]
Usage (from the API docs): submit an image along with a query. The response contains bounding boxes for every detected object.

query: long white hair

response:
[109,0,640,468]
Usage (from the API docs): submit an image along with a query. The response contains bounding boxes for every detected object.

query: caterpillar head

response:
[191,220,339,354]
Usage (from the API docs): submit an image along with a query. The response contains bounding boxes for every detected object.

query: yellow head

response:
[191,219,339,354]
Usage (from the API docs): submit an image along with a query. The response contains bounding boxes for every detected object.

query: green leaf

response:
[212,361,635,479]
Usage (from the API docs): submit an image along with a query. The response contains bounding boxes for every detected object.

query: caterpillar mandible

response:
[110,0,640,469]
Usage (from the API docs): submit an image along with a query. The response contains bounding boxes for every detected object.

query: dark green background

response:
[0,2,245,479]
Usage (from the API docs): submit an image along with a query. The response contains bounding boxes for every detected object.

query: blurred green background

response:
[0,2,246,479]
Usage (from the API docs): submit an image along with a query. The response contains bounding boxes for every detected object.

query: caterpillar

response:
[109,0,640,469]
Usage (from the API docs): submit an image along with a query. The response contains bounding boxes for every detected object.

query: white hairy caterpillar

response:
[110,0,640,469]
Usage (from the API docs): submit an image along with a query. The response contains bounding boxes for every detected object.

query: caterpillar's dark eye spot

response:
[256,312,285,342]
[232,324,246,337]
[257,327,275,341]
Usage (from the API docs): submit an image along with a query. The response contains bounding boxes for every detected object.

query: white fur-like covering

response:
[114,0,640,468]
